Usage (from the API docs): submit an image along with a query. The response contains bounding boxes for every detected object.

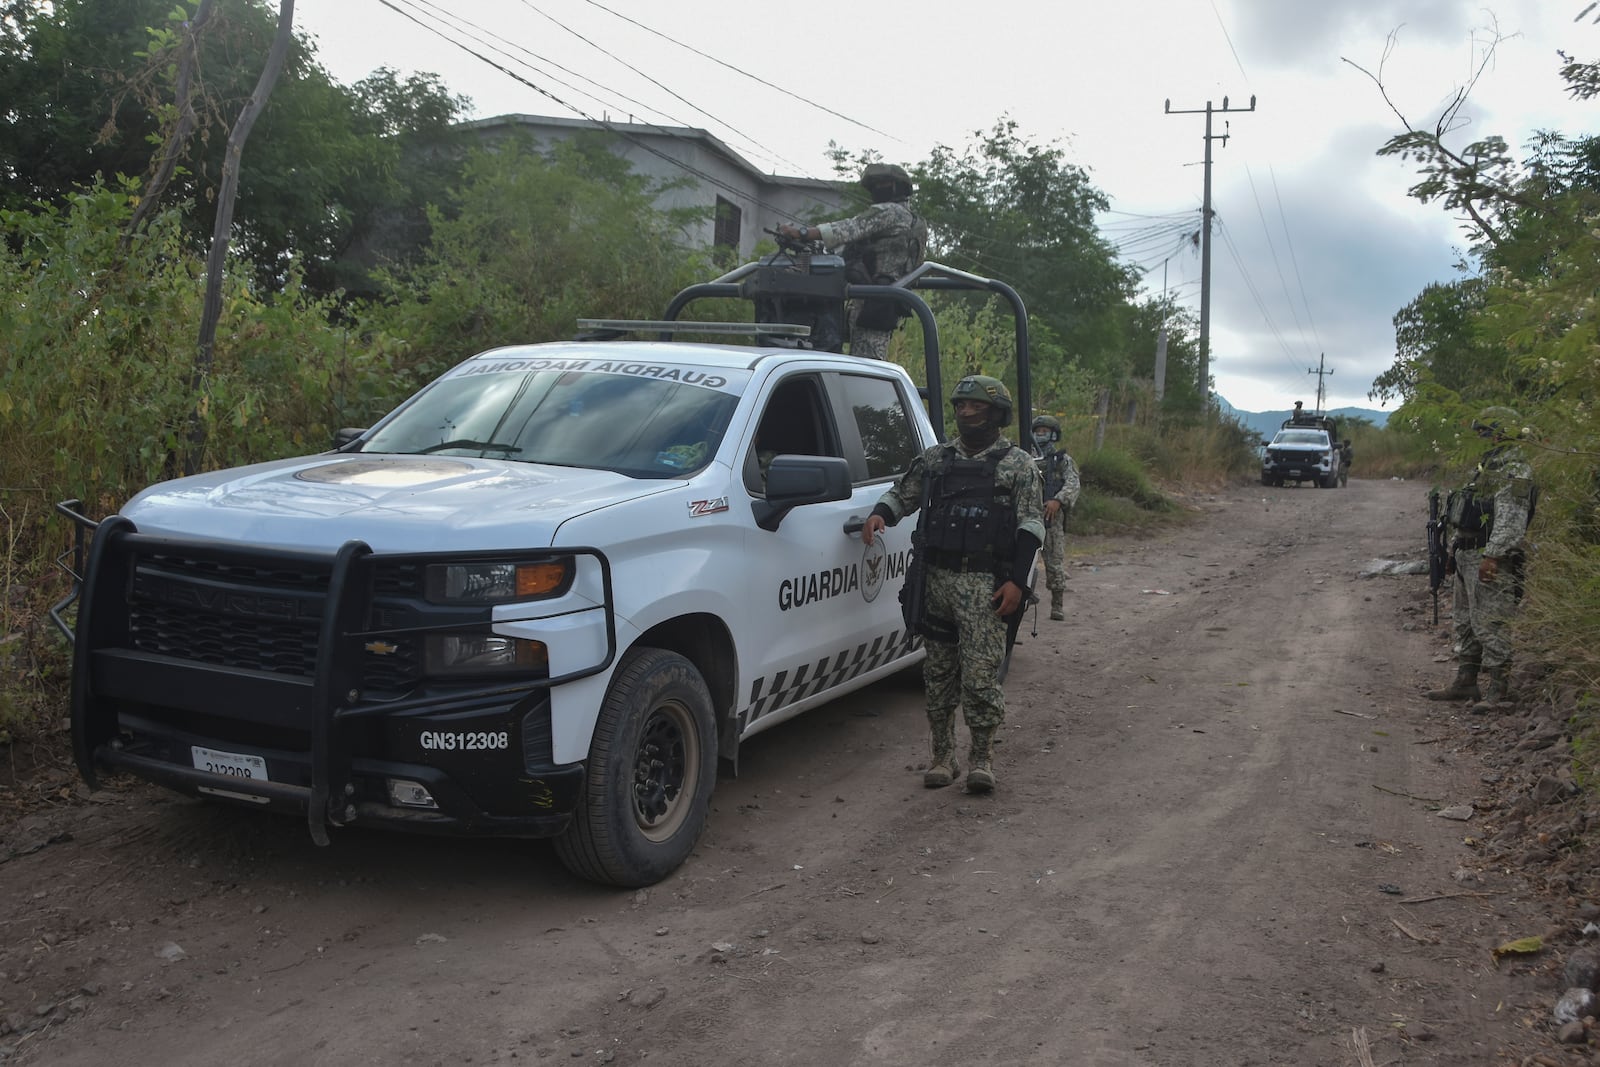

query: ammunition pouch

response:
[847,265,906,331]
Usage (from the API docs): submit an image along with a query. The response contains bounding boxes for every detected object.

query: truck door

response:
[735,368,922,735]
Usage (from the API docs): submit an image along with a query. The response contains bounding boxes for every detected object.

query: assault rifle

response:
[899,460,953,644]
[1426,488,1447,624]
[996,548,1041,685]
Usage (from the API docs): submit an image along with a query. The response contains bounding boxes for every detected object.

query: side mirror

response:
[753,455,852,531]
[332,427,367,450]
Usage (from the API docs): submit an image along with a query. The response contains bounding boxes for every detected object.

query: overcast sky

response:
[294,0,1592,413]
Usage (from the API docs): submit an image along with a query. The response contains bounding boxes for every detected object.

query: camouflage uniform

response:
[1037,447,1081,608]
[1446,442,1535,704]
[874,436,1044,783]
[816,201,927,360]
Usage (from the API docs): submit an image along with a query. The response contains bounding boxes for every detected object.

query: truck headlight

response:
[425,633,548,676]
[426,559,572,604]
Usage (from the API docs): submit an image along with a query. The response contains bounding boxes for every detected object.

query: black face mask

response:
[956,407,1001,450]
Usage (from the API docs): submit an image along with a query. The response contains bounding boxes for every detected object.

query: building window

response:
[714,196,741,250]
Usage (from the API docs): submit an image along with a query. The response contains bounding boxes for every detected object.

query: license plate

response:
[191,746,270,800]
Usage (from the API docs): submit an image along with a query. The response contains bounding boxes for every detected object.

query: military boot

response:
[1050,590,1065,622]
[965,728,997,794]
[923,709,960,788]
[1470,668,1511,714]
[1425,663,1481,702]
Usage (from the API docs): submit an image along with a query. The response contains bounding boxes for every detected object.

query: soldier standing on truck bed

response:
[862,375,1044,794]
[1030,414,1081,620]
[1424,406,1537,712]
[777,163,927,360]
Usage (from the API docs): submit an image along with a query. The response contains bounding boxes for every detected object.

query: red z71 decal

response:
[688,497,729,517]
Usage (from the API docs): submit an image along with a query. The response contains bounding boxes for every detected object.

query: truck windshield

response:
[1273,430,1328,446]
[360,366,741,478]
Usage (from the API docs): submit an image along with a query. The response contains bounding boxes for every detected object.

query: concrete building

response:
[458,114,852,262]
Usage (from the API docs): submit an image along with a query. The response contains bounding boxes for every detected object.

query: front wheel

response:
[553,648,717,887]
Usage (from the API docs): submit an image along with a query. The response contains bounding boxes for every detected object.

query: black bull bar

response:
[54,503,615,845]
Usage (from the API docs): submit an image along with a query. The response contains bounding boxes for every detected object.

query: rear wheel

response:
[553,648,716,887]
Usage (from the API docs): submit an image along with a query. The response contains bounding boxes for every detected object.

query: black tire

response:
[1260,473,1272,487]
[553,648,717,887]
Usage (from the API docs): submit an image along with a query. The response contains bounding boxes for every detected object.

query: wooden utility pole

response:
[1308,353,1334,413]
[1164,95,1256,414]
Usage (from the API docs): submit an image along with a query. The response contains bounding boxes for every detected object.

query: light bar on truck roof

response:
[575,319,810,338]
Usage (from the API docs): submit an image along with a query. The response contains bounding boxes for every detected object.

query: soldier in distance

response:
[1030,414,1081,620]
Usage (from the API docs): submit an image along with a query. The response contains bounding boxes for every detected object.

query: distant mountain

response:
[1216,398,1391,441]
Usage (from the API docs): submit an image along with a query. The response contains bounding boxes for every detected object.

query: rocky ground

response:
[1,476,1598,1066]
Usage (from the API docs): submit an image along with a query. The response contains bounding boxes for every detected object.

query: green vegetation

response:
[1358,40,1600,733]
[8,0,1595,756]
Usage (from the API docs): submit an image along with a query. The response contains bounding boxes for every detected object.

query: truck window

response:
[838,373,920,481]
[746,374,841,493]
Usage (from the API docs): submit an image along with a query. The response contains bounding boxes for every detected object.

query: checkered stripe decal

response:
[741,628,920,730]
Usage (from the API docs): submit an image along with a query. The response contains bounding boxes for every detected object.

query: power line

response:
[1208,0,1251,82]
[1242,163,1313,361]
[1215,217,1309,384]
[1269,165,1323,354]
[578,0,903,144]
[401,0,814,180]
[511,0,820,180]
[375,0,835,224]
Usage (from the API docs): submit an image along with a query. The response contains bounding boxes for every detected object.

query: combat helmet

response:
[1031,414,1061,442]
[1472,405,1523,440]
[860,162,913,199]
[951,374,1013,426]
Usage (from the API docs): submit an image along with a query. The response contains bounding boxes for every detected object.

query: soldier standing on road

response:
[1425,406,1537,712]
[862,375,1044,793]
[1030,414,1081,621]
[776,163,927,360]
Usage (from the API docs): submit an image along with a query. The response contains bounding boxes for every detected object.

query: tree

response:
[184,0,296,475]
[368,134,712,379]
[909,120,1138,377]
[0,0,470,294]
[1344,25,1531,251]
[1370,279,1493,407]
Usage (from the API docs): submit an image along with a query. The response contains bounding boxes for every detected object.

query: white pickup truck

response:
[57,252,1036,887]
[59,341,946,886]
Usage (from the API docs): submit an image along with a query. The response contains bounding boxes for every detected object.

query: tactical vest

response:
[1446,446,1538,550]
[919,447,1016,572]
[846,203,928,331]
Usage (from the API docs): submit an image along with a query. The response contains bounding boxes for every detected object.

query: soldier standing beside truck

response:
[862,375,1044,794]
[1030,414,1081,620]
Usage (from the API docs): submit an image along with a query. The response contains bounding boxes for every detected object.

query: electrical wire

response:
[1215,217,1313,386]
[376,0,846,223]
[578,0,903,143]
[1242,163,1313,360]
[512,0,821,180]
[1269,164,1323,354]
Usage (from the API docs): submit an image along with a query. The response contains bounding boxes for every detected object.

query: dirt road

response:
[0,478,1565,1065]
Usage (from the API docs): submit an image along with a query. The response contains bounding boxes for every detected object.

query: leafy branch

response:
[1342,23,1537,248]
